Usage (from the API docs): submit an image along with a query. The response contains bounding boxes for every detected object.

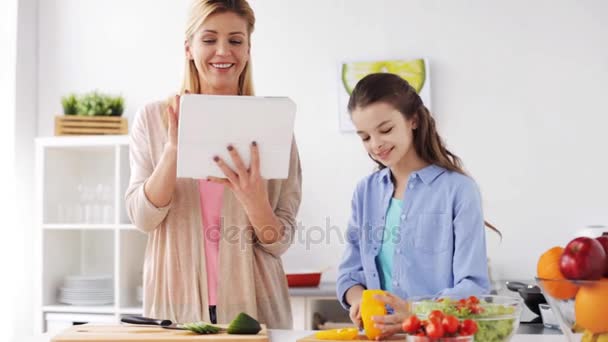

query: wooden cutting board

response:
[51,324,269,342]
[297,333,406,342]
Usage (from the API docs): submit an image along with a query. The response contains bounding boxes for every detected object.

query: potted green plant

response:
[56,91,128,136]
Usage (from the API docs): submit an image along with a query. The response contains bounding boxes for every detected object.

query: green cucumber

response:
[227,312,262,334]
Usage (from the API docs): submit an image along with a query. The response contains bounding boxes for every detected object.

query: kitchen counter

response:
[28,329,569,342]
[270,330,567,341]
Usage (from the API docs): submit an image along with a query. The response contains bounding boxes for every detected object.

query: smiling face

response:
[185,11,250,95]
[351,101,418,168]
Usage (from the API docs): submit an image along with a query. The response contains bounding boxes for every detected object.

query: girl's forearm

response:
[346,284,365,306]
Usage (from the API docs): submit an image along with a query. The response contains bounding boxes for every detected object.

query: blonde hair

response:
[164,0,256,125]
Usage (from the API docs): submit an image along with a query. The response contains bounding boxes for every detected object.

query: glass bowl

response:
[535,277,608,342]
[408,295,522,342]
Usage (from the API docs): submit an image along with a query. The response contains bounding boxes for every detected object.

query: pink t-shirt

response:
[198,179,224,306]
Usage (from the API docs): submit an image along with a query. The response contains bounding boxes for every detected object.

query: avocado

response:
[227,312,262,334]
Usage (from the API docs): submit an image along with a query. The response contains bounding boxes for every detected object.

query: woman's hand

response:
[166,91,189,152]
[208,142,270,216]
[166,94,179,151]
[371,292,410,340]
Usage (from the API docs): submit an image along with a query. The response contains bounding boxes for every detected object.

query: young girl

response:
[336,73,497,339]
[125,0,301,329]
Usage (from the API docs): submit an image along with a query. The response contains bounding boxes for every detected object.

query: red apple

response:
[559,237,607,280]
[595,236,608,277]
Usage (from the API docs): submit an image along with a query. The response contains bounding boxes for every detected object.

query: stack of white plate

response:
[59,275,114,306]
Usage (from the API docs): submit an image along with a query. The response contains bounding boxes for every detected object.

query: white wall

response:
[36,0,608,283]
[1,0,24,341]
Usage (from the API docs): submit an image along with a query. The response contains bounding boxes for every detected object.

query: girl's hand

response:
[349,299,363,329]
[371,292,410,340]
[208,142,270,214]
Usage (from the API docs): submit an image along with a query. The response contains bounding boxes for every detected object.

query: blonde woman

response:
[125,0,302,329]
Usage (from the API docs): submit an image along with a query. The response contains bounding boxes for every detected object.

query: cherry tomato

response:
[460,319,478,336]
[467,295,480,304]
[428,310,444,324]
[426,320,445,338]
[402,315,421,334]
[441,315,459,334]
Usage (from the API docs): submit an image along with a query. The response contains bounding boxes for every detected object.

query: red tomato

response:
[460,319,478,336]
[467,296,480,304]
[426,320,445,338]
[428,310,445,323]
[402,315,421,334]
[470,304,486,314]
[441,315,459,334]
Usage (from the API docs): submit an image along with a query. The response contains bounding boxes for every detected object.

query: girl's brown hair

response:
[348,73,500,236]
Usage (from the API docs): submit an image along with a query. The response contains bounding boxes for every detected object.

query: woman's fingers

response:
[213,156,239,186]
[226,145,248,180]
[167,105,178,145]
[249,141,260,177]
[207,176,231,188]
[174,94,181,119]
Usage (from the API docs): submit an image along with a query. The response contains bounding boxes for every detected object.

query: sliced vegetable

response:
[181,322,221,334]
[227,312,262,334]
[314,328,359,340]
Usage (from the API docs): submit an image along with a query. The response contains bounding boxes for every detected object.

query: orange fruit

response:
[575,278,608,333]
[537,246,579,299]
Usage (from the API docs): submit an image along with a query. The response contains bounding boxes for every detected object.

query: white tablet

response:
[176,94,296,180]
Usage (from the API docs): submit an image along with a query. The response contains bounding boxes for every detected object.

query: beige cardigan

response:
[125,101,302,329]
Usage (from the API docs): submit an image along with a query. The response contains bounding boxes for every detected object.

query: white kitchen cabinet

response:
[34,136,147,333]
[288,283,351,330]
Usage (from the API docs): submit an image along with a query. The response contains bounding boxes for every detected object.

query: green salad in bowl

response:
[410,295,523,342]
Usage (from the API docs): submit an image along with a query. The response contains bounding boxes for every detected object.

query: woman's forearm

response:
[246,201,284,244]
[143,145,177,208]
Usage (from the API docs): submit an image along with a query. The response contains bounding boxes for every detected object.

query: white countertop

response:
[26,330,568,342]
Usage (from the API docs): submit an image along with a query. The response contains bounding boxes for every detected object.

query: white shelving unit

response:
[34,136,147,334]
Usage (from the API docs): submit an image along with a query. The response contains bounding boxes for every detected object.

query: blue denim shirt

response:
[336,164,490,309]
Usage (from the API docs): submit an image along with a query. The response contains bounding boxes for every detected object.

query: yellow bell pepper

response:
[360,289,386,340]
[314,327,359,340]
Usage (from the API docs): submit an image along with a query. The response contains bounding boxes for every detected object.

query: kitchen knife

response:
[120,315,186,330]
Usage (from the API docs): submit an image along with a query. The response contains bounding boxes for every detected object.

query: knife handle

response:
[121,315,172,327]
